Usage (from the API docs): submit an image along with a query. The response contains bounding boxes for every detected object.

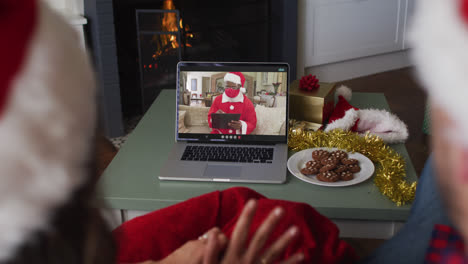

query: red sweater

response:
[113,187,357,263]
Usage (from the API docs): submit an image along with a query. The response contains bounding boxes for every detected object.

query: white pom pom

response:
[336,85,352,101]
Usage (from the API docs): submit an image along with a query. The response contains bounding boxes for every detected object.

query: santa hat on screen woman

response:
[324,86,409,144]
[224,72,247,94]
[409,0,468,144]
[0,0,96,260]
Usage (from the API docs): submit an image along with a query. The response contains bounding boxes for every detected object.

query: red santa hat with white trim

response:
[325,86,409,144]
[0,0,96,260]
[408,0,468,144]
[224,72,246,89]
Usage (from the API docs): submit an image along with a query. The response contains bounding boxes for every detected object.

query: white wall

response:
[43,0,84,15]
[41,0,87,48]
[297,0,415,82]
[305,50,412,83]
[185,72,217,96]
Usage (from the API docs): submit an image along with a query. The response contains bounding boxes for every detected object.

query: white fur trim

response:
[222,92,244,103]
[356,109,409,144]
[335,85,352,101]
[0,3,96,261]
[409,0,468,144]
[239,120,247,135]
[224,73,241,85]
[324,109,359,132]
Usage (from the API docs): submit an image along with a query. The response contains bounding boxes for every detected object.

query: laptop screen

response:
[176,62,289,144]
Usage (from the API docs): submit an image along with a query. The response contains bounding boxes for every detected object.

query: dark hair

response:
[6,146,116,264]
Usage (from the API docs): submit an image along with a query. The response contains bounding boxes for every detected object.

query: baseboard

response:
[333,219,406,239]
[301,50,413,82]
[120,209,405,239]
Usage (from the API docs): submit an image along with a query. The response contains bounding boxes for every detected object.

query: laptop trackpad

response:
[204,165,241,178]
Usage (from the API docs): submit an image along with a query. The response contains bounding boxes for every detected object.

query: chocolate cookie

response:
[301,167,319,175]
[321,156,338,167]
[319,163,336,173]
[341,158,359,165]
[330,150,348,160]
[339,171,354,181]
[348,164,361,173]
[306,160,322,170]
[317,171,339,182]
[312,150,330,161]
[334,164,349,173]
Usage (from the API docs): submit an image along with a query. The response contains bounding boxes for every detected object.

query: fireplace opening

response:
[115,0,283,115]
[135,9,182,113]
[85,0,296,137]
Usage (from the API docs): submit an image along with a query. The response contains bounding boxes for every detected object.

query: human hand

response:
[228,120,242,130]
[152,228,227,264]
[203,200,304,264]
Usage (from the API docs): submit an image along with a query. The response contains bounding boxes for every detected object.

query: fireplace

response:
[85,0,297,137]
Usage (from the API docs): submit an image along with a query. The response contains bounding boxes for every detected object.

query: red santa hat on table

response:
[0,0,96,261]
[325,86,409,144]
[409,0,468,145]
[224,72,246,93]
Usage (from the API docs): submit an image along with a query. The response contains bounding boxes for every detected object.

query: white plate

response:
[287,147,375,187]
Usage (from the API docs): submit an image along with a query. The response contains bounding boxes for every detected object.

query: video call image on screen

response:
[178,71,288,139]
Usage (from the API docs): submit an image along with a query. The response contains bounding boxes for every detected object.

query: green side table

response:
[98,90,418,239]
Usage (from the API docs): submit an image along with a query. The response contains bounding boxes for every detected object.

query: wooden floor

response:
[95,67,430,259]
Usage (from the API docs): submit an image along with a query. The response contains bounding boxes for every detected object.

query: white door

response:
[304,0,408,67]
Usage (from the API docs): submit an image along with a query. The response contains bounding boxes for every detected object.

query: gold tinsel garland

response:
[288,128,417,206]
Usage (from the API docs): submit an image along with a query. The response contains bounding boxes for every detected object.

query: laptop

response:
[159,62,289,183]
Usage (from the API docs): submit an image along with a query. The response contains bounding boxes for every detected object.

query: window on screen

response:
[191,79,197,91]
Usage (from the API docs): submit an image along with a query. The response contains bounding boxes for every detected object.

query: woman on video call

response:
[208,72,257,135]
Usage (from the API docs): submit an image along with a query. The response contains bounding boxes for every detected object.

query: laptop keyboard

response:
[181,145,274,163]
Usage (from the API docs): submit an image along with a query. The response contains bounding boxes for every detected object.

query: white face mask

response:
[240,87,246,94]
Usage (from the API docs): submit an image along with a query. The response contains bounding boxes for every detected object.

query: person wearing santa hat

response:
[359,0,468,263]
[0,0,117,262]
[208,72,257,135]
[405,0,468,261]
